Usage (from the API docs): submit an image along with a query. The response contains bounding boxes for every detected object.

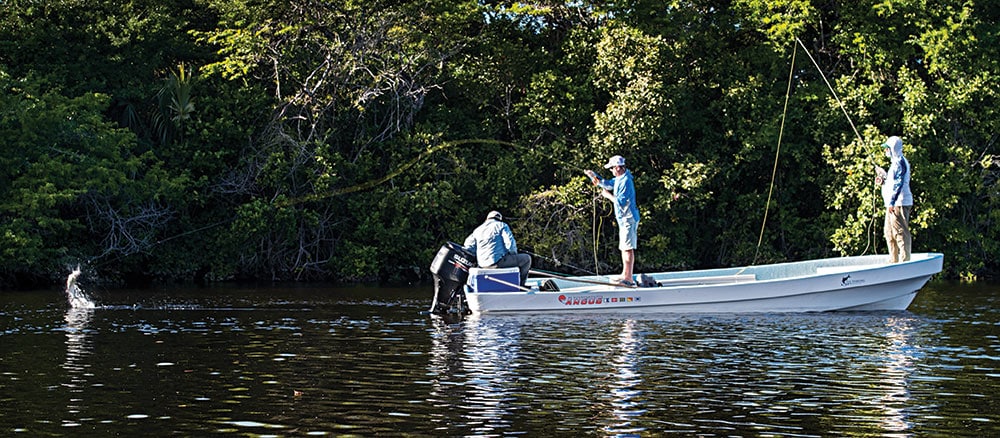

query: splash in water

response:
[66,266,96,309]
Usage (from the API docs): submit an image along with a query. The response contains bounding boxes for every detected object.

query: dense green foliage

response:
[1,0,997,287]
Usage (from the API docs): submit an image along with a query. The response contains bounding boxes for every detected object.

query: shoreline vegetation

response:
[1,1,997,289]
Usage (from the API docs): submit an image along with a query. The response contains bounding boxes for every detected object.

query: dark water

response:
[1,281,997,436]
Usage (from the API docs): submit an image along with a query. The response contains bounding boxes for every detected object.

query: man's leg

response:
[900,206,912,262]
[516,253,531,286]
[495,253,532,286]
[617,219,638,283]
[621,249,634,281]
[884,211,899,263]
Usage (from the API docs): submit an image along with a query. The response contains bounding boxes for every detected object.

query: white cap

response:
[604,155,626,169]
[486,210,503,221]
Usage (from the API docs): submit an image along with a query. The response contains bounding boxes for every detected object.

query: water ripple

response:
[0,283,996,435]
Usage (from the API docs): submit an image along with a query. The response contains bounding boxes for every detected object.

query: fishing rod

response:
[528,269,638,289]
[522,250,598,276]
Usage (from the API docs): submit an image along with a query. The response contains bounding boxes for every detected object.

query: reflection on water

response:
[63,308,94,376]
[0,281,996,436]
[429,307,996,437]
[874,316,916,433]
[62,307,94,427]
[429,315,524,433]
[604,319,644,436]
[462,315,521,432]
[429,311,940,436]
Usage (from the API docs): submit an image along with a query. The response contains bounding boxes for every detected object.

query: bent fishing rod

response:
[521,249,598,276]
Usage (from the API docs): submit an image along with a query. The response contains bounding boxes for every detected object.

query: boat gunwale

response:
[488,252,944,296]
[462,253,943,314]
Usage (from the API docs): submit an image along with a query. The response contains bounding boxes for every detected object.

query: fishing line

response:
[593,193,600,275]
[274,137,591,207]
[795,37,883,257]
[276,138,497,206]
[80,138,539,270]
[796,38,863,144]
[749,38,878,270]
[747,38,880,262]
[76,136,600,281]
[750,40,798,267]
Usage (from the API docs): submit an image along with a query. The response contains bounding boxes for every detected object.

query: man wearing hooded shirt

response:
[585,155,640,286]
[463,211,532,286]
[876,136,913,263]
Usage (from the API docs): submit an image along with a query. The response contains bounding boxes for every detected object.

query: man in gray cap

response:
[463,210,532,286]
[585,155,640,286]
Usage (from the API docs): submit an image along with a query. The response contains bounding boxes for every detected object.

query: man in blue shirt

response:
[463,211,532,286]
[585,155,640,286]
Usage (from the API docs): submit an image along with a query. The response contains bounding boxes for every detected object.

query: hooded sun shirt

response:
[881,136,913,208]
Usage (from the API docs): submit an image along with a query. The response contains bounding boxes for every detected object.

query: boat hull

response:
[464,253,943,314]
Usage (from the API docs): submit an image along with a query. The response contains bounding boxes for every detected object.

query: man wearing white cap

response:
[463,210,532,286]
[585,155,640,285]
[875,136,913,263]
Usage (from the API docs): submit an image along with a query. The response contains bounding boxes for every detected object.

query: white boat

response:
[427,243,943,314]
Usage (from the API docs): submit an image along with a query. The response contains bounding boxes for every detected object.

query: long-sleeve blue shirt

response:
[463,219,518,266]
[595,169,640,224]
[881,138,913,208]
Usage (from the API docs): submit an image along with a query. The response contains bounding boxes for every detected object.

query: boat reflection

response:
[428,314,522,432]
[428,310,926,436]
[429,314,651,434]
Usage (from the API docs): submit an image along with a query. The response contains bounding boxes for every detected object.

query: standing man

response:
[585,155,640,286]
[463,211,532,286]
[875,136,913,263]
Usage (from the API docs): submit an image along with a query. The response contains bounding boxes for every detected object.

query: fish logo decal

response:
[840,274,866,287]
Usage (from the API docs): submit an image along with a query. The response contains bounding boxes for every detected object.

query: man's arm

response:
[585,170,614,191]
[502,225,518,254]
[463,232,477,253]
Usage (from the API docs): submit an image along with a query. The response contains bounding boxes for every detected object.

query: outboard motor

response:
[428,241,477,315]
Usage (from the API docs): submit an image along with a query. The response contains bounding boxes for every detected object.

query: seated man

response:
[463,211,531,286]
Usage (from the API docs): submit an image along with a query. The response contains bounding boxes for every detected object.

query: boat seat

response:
[468,267,521,292]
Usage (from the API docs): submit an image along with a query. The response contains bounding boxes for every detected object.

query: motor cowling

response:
[428,242,477,314]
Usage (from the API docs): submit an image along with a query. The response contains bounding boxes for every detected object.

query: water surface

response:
[1,281,997,436]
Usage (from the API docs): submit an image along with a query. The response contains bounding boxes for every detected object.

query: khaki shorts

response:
[619,219,638,251]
